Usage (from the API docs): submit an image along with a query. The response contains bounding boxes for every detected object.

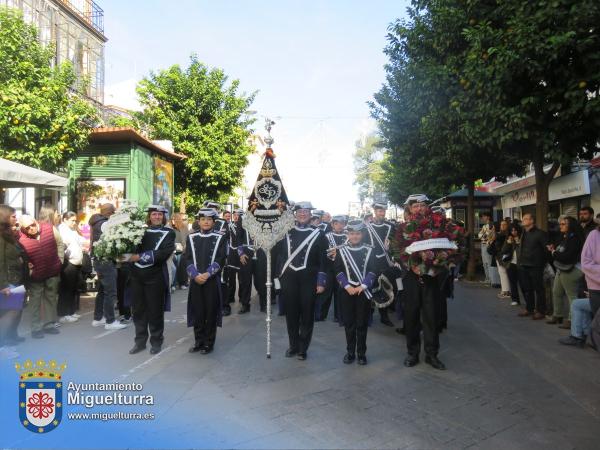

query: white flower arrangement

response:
[93,200,147,261]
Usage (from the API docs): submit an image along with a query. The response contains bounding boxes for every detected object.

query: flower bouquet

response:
[93,201,147,261]
[395,209,464,276]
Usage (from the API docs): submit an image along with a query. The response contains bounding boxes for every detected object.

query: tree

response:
[0,8,98,172]
[125,56,256,212]
[372,1,526,279]
[458,0,600,229]
[353,134,387,203]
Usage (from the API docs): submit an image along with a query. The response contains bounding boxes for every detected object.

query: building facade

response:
[1,0,106,103]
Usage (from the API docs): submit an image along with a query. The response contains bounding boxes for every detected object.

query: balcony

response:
[57,0,104,34]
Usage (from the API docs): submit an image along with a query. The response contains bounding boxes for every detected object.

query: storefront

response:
[1,158,69,217]
[68,127,185,223]
[497,169,591,221]
[440,188,500,228]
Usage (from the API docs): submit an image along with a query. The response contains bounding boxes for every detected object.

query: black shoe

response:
[380,317,394,327]
[285,348,297,358]
[357,355,367,365]
[425,355,446,370]
[43,327,60,335]
[129,345,146,354]
[222,307,231,317]
[199,346,213,355]
[558,335,586,348]
[31,330,45,339]
[189,342,203,353]
[238,305,250,314]
[296,352,307,360]
[5,335,25,345]
[404,355,419,367]
[150,346,162,355]
[395,327,405,335]
[343,353,355,364]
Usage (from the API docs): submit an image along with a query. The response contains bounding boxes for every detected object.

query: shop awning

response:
[0,158,68,189]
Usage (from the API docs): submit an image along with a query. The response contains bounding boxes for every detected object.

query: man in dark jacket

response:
[89,203,126,331]
[579,206,595,242]
[517,213,549,319]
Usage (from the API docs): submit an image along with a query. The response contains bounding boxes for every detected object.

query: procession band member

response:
[316,215,348,322]
[129,205,176,355]
[333,220,377,365]
[226,209,254,314]
[365,202,395,327]
[274,201,328,360]
[401,194,446,371]
[185,208,227,354]
[203,201,232,316]
[311,209,329,232]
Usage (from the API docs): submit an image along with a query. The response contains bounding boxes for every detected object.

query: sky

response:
[101,0,410,214]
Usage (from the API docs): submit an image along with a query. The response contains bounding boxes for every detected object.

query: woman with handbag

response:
[546,216,584,327]
[500,223,522,306]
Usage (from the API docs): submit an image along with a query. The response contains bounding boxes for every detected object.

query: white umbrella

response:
[0,158,68,189]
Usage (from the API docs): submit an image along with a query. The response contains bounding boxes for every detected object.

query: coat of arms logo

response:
[16,359,66,433]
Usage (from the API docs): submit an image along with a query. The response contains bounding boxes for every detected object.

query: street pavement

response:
[5,281,600,449]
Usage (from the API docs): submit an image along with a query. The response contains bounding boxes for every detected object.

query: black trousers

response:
[317,270,336,320]
[131,271,166,348]
[281,269,317,354]
[403,271,440,358]
[254,249,275,309]
[227,261,253,307]
[518,266,546,314]
[188,278,220,349]
[340,289,371,356]
[57,262,81,317]
[117,265,131,319]
[507,264,520,303]
[436,268,450,331]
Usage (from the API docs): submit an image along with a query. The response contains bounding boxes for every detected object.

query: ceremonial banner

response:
[243,127,295,357]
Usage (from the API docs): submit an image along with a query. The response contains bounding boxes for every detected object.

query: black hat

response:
[403,194,430,206]
[195,208,218,219]
[311,209,325,218]
[346,219,365,232]
[233,208,245,215]
[293,201,315,211]
[372,202,387,210]
[331,215,348,224]
[430,206,446,215]
[147,205,168,214]
[203,201,221,211]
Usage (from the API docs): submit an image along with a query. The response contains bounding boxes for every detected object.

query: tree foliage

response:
[353,134,387,202]
[371,0,527,278]
[0,8,98,172]
[457,0,600,227]
[125,56,256,212]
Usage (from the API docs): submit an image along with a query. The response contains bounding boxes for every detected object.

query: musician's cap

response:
[203,200,221,211]
[195,208,218,219]
[403,193,430,206]
[346,219,365,232]
[233,208,245,215]
[293,201,314,211]
[331,215,348,224]
[431,206,447,215]
[146,204,168,214]
[372,202,387,210]
[311,209,324,218]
